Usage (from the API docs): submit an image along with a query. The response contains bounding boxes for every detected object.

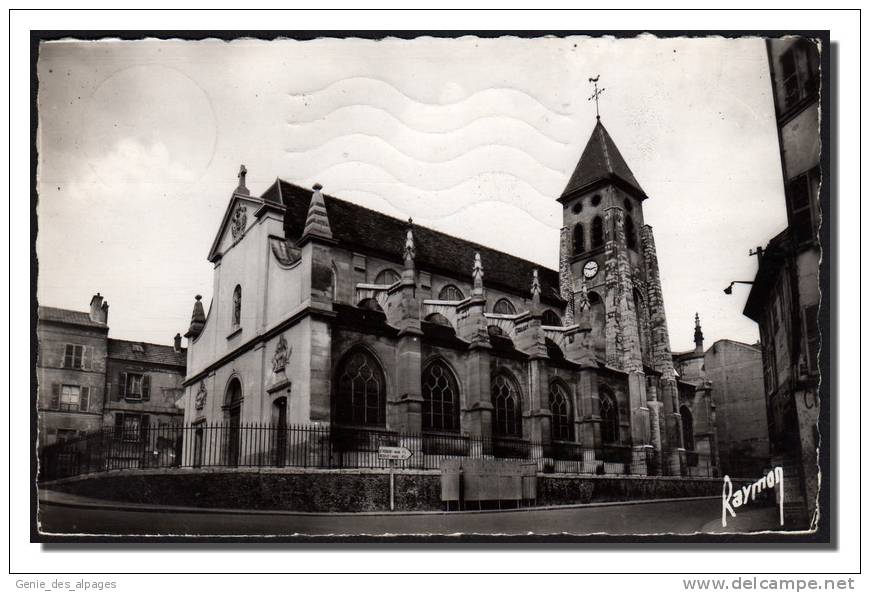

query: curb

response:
[38,491,722,518]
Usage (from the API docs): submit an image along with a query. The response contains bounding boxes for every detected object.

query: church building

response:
[180,118,716,477]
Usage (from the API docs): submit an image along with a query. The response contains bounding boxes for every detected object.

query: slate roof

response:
[262,180,564,306]
[108,338,186,368]
[38,306,107,329]
[560,120,646,201]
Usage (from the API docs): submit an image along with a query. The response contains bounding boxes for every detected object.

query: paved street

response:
[38,492,782,537]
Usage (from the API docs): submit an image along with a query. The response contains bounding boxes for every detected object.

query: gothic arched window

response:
[591,216,605,249]
[232,285,242,327]
[422,360,461,432]
[549,380,574,441]
[680,405,695,451]
[625,214,637,250]
[335,349,387,427]
[493,298,517,315]
[599,387,619,445]
[491,371,522,437]
[542,309,562,326]
[438,284,464,301]
[374,268,400,285]
[573,223,585,254]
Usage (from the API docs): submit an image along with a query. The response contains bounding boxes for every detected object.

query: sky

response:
[36,35,788,353]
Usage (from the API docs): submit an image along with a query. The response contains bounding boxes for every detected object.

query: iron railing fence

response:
[38,422,745,482]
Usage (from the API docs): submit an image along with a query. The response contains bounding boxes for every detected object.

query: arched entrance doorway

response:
[224,378,243,466]
[272,396,288,467]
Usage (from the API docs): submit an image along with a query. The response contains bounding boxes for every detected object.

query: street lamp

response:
[723,280,754,295]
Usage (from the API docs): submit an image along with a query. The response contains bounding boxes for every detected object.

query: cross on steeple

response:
[588,75,605,120]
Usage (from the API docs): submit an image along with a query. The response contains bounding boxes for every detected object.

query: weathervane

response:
[588,75,605,120]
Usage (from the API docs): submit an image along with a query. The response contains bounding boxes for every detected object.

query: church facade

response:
[179,119,716,477]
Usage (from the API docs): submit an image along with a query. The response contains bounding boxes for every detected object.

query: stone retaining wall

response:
[44,468,739,513]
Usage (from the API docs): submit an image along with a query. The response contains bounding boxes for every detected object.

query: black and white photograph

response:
[29,29,831,542]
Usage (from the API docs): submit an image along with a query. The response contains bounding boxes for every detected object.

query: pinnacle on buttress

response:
[694,312,704,354]
[301,183,333,242]
[472,252,484,296]
[403,218,416,270]
[531,268,541,307]
[235,164,250,196]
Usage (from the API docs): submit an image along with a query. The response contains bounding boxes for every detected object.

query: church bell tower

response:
[557,107,685,468]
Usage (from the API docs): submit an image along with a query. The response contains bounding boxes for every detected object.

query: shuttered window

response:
[778,39,820,114]
[64,345,84,369]
[59,385,81,412]
[804,305,820,375]
[79,386,90,412]
[786,167,820,246]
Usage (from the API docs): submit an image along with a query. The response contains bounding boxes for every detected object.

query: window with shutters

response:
[786,167,820,246]
[777,39,820,115]
[51,384,90,412]
[125,373,145,401]
[120,372,150,402]
[59,385,81,412]
[763,337,778,396]
[803,304,819,375]
[64,344,84,369]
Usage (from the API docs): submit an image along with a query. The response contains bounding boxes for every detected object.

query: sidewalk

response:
[37,489,790,536]
[39,488,724,517]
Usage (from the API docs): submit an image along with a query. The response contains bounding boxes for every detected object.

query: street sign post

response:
[378,446,412,461]
[378,446,412,511]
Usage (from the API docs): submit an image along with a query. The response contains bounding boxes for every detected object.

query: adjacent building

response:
[36,295,110,446]
[741,37,822,528]
[103,336,187,437]
[674,315,769,479]
[180,117,718,477]
[37,295,187,450]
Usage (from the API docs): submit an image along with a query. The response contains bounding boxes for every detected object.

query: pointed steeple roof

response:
[559,120,647,201]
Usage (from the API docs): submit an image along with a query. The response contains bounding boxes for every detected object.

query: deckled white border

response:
[9,5,861,581]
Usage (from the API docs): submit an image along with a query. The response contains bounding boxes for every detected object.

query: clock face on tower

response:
[583,260,599,279]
